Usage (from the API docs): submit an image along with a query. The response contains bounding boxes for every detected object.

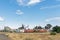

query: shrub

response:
[50,32,56,35]
[6,34,9,37]
[10,31,13,33]
[24,38,33,40]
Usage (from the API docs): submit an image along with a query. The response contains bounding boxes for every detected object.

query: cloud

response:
[16,0,44,6]
[17,0,27,6]
[0,17,4,21]
[16,10,24,15]
[27,0,41,6]
[45,17,60,22]
[40,5,60,9]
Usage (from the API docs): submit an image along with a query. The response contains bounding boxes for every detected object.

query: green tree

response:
[34,26,42,29]
[38,26,42,29]
[52,25,60,33]
[33,26,42,32]
[4,26,11,32]
[34,26,38,29]
[18,24,25,29]
[45,24,52,29]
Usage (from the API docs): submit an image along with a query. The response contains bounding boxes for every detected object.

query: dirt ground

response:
[0,32,60,40]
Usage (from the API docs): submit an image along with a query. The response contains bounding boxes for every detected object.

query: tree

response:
[33,26,42,32]
[52,25,60,33]
[18,24,25,29]
[21,24,25,29]
[38,26,42,29]
[4,26,11,32]
[45,24,52,29]
[33,26,42,29]
[34,26,38,29]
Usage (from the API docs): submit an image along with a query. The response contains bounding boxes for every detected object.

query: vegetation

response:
[18,24,25,29]
[45,24,52,29]
[24,38,33,40]
[52,25,60,33]
[2,24,60,34]
[3,33,60,40]
[0,24,60,40]
[33,26,42,29]
[50,32,56,35]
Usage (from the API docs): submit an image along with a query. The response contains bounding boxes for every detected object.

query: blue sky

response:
[0,0,60,29]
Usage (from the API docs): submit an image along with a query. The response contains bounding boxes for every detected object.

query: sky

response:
[0,0,60,29]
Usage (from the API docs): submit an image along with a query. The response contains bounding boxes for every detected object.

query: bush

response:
[50,32,56,35]
[24,38,33,40]
[10,31,13,33]
[6,34,9,37]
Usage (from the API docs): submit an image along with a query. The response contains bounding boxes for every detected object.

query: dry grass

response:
[0,32,60,40]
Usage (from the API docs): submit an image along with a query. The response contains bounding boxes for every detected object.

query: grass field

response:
[0,32,60,40]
